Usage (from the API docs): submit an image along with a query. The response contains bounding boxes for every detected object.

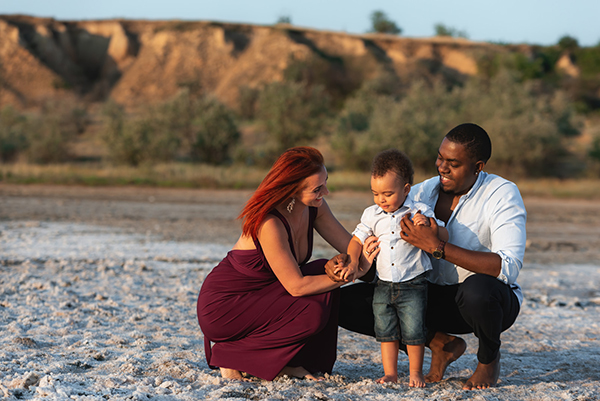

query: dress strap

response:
[269,209,297,260]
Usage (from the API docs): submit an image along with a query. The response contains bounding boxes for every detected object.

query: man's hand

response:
[400,213,440,252]
[324,254,349,282]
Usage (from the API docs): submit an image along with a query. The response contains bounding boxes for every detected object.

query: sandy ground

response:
[1,184,599,400]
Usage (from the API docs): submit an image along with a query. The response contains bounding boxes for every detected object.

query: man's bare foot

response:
[276,366,319,381]
[425,332,467,383]
[375,374,397,384]
[220,367,247,380]
[409,371,426,388]
[463,353,500,390]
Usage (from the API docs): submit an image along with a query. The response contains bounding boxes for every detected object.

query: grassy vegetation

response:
[3,162,600,199]
[2,36,600,201]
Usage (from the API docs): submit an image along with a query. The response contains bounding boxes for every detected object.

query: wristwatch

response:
[432,240,446,259]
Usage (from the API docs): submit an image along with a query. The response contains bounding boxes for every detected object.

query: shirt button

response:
[391,231,394,234]
[391,247,394,249]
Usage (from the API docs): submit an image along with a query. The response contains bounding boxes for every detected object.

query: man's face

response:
[435,138,481,196]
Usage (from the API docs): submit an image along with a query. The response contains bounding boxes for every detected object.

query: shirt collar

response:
[374,197,415,216]
[430,171,486,202]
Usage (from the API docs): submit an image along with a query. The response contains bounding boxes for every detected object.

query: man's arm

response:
[401,182,526,282]
[400,217,502,277]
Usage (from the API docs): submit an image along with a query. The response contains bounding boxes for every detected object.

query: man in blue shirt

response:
[332,123,526,390]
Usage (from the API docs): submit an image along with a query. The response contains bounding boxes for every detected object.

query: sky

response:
[1,0,599,47]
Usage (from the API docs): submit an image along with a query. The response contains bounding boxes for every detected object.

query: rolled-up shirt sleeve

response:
[488,183,527,285]
[352,208,374,244]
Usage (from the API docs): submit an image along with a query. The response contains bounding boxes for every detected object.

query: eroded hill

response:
[1,15,532,110]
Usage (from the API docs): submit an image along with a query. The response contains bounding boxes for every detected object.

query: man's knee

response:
[456,275,498,313]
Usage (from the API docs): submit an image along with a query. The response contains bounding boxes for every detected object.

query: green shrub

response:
[101,100,181,166]
[434,23,468,39]
[254,81,331,164]
[369,10,402,35]
[22,101,85,164]
[237,86,259,119]
[189,97,240,164]
[454,70,580,176]
[332,69,581,177]
[0,106,27,162]
[576,46,600,78]
[332,81,455,171]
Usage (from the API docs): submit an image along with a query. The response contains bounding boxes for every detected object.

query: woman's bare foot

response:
[220,367,247,380]
[425,332,467,383]
[375,374,397,384]
[276,366,319,381]
[409,371,426,388]
[463,353,500,390]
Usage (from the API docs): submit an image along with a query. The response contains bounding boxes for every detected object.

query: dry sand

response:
[1,184,599,400]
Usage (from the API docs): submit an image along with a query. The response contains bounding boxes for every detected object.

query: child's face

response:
[371,171,410,214]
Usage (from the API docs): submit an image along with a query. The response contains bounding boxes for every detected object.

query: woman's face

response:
[296,165,329,208]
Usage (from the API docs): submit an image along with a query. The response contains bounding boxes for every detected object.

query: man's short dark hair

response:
[445,123,492,163]
[371,149,414,185]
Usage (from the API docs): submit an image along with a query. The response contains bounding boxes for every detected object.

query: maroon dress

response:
[197,207,340,380]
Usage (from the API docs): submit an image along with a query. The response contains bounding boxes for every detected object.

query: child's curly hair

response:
[371,149,414,185]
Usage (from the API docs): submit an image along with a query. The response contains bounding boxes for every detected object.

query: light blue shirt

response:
[352,198,444,283]
[410,172,527,305]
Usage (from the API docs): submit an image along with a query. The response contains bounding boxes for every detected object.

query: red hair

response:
[239,147,324,240]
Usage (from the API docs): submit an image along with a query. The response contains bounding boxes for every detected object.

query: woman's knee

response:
[299,300,329,334]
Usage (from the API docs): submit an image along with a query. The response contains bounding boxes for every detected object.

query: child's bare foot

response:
[409,371,426,388]
[375,374,397,384]
[425,332,467,383]
[276,366,320,381]
[220,368,248,380]
[463,353,500,390]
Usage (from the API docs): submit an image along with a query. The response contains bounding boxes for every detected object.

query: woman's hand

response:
[324,254,349,283]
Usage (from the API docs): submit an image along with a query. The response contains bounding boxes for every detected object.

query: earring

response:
[287,198,296,213]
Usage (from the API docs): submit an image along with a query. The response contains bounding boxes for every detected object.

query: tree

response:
[558,35,579,52]
[276,15,291,24]
[369,11,402,35]
[434,23,468,39]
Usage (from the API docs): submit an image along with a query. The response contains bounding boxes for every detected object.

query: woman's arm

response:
[313,199,353,253]
[258,215,344,297]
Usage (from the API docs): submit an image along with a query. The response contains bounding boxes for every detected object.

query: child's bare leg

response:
[406,344,426,388]
[376,341,399,383]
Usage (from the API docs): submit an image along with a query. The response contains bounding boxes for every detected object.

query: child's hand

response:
[412,210,431,227]
[336,263,359,282]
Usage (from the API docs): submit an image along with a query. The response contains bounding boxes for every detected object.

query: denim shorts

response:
[372,273,428,344]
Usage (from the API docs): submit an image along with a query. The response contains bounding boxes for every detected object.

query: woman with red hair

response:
[197,147,377,381]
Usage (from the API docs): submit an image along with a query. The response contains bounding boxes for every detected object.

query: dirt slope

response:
[0,15,506,110]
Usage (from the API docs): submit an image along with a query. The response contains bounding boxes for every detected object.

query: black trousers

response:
[339,274,520,364]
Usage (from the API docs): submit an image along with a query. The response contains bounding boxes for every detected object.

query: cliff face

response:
[0,15,512,110]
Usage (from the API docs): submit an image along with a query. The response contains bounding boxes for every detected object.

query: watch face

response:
[433,250,443,259]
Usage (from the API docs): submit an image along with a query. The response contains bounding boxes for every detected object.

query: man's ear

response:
[475,161,485,175]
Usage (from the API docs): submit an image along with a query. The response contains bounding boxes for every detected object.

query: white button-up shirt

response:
[410,172,527,305]
[352,198,444,283]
